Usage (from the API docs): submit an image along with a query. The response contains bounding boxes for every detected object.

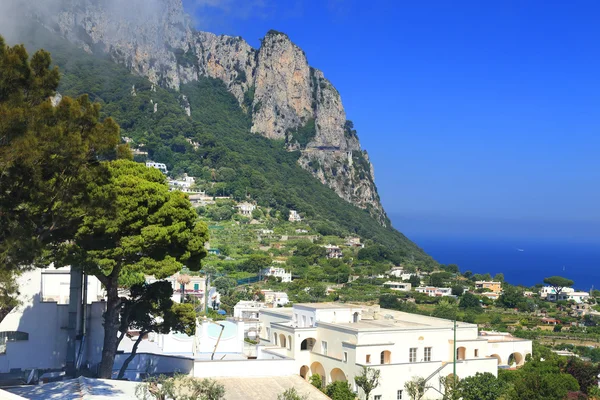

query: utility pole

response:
[453,318,457,388]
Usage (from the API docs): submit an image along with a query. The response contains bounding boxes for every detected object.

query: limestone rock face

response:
[193,32,256,106]
[21,0,387,224]
[251,31,313,140]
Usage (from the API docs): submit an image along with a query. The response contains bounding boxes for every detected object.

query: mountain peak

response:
[5,0,388,225]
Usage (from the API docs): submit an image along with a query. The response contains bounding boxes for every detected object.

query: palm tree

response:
[177,274,191,303]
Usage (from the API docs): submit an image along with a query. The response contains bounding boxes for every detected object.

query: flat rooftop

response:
[212,375,329,400]
[294,302,358,310]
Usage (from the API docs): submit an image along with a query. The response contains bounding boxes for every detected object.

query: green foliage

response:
[354,367,380,400]
[432,299,458,320]
[136,374,225,400]
[52,160,208,377]
[564,358,600,394]
[117,281,196,379]
[429,272,452,287]
[286,118,316,148]
[0,35,123,272]
[24,28,434,268]
[499,350,581,400]
[451,285,464,296]
[458,292,482,311]
[497,284,523,309]
[0,270,19,323]
[458,372,506,400]
[358,245,402,264]
[325,381,356,400]
[277,388,309,400]
[309,373,322,389]
[404,376,429,400]
[544,276,575,297]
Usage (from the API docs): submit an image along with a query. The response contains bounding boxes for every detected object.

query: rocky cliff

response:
[9,0,387,225]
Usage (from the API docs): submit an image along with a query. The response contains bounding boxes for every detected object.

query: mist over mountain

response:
[1,0,388,225]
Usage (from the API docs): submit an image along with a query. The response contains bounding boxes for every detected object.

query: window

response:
[302,315,307,327]
[193,283,199,291]
[310,317,314,326]
[374,396,382,400]
[343,351,348,363]
[321,341,328,355]
[474,349,479,357]
[424,347,432,362]
[0,331,28,354]
[366,354,371,364]
[409,347,417,363]
[266,327,271,339]
[288,335,292,350]
[397,390,403,399]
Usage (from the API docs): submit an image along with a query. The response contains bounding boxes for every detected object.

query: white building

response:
[0,268,106,373]
[40,266,105,304]
[261,267,293,283]
[259,303,532,400]
[545,291,590,303]
[324,244,343,259]
[540,286,574,298]
[237,202,256,217]
[388,268,417,282]
[383,281,412,291]
[234,301,266,320]
[145,161,168,174]
[168,174,196,193]
[567,292,590,303]
[288,210,302,222]
[415,287,453,297]
[261,290,290,307]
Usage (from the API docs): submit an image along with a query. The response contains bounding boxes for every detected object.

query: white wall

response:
[193,357,296,378]
[113,353,194,381]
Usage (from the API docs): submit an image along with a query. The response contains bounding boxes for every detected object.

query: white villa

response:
[415,287,453,297]
[324,244,343,259]
[288,210,302,222]
[261,267,293,283]
[540,286,589,303]
[145,161,168,174]
[168,174,196,193]
[237,202,256,217]
[259,303,532,399]
[383,281,412,292]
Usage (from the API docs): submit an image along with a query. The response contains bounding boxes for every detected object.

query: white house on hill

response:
[259,303,532,400]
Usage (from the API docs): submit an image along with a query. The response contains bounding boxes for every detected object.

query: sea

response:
[407,235,600,290]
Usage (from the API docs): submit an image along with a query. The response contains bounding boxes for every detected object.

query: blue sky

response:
[183,0,600,240]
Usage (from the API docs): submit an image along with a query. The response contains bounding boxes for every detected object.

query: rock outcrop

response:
[14,0,388,224]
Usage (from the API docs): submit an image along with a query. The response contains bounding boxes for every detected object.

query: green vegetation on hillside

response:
[21,28,434,268]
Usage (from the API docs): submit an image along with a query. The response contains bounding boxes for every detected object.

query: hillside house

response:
[260,303,532,399]
[415,287,453,297]
[345,237,364,248]
[261,267,293,283]
[540,286,575,299]
[145,161,168,174]
[238,202,256,217]
[324,244,343,259]
[288,210,302,222]
[383,281,412,291]
[168,174,196,192]
[475,281,502,294]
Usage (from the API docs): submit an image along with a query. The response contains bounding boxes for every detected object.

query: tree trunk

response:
[98,279,120,379]
[117,330,147,380]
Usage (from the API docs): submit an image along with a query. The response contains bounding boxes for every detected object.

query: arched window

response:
[301,338,316,351]
[288,335,292,350]
[273,333,278,346]
[380,350,391,364]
